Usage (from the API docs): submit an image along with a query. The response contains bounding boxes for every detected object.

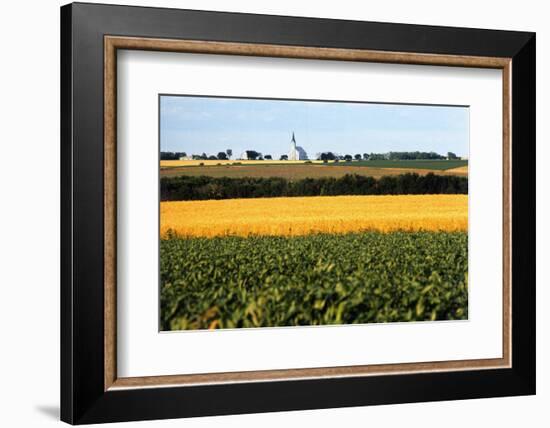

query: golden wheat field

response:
[160,194,468,238]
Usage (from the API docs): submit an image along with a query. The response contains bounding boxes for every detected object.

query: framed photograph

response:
[61,2,535,424]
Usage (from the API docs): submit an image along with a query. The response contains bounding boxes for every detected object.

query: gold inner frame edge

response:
[104,35,512,391]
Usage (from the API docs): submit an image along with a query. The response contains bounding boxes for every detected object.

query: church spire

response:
[289,131,298,160]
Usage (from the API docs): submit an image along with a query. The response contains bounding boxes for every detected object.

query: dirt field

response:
[444,166,469,175]
[160,163,468,179]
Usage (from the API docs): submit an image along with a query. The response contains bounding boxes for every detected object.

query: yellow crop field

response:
[160,159,323,167]
[445,166,468,175]
[160,194,467,238]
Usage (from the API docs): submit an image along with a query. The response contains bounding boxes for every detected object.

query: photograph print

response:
[159,95,469,331]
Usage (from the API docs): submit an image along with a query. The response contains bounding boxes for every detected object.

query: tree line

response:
[160,151,188,160]
[161,150,235,161]
[162,150,460,162]
[318,151,457,161]
[161,173,467,201]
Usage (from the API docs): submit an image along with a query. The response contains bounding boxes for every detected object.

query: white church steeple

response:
[289,131,298,160]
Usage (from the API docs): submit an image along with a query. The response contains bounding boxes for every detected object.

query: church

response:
[288,132,308,160]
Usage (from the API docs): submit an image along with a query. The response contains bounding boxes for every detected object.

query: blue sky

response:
[160,95,469,159]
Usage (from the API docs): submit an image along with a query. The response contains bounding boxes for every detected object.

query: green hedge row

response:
[160,173,468,201]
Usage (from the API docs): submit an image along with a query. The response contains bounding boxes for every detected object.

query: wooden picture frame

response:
[61,2,535,424]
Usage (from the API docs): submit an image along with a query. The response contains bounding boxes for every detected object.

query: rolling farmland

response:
[160,159,468,179]
[159,161,468,330]
[330,159,467,170]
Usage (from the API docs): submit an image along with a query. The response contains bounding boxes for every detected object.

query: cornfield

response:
[161,231,468,330]
[160,194,468,238]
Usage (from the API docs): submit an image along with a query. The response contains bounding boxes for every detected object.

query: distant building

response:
[178,155,192,160]
[288,132,308,160]
[239,151,262,160]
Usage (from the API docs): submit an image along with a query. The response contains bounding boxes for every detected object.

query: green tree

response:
[245,150,261,160]
[160,151,187,160]
[320,152,336,161]
[447,152,458,160]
